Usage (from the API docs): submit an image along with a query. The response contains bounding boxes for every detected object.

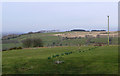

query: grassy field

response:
[2,45,118,74]
[2,31,118,50]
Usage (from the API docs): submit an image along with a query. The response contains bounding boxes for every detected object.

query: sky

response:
[2,2,118,33]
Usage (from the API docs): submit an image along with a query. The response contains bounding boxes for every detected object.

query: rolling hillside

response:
[2,31,118,50]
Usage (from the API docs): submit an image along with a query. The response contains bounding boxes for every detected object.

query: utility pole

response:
[107,16,110,46]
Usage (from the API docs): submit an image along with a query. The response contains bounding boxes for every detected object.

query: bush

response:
[17,47,22,49]
[2,49,7,51]
[8,47,23,50]
[32,38,43,47]
[22,38,43,48]
[9,47,17,50]
[22,38,32,48]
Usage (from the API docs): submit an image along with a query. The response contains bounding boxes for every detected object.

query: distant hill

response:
[91,30,106,32]
[71,29,86,32]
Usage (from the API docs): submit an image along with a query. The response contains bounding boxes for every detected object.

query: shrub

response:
[52,55,56,58]
[48,57,51,59]
[32,38,43,47]
[60,44,62,46]
[17,47,22,49]
[22,38,43,48]
[22,38,32,48]
[2,47,23,51]
[56,55,59,57]
[9,47,17,50]
[61,53,64,56]
[12,47,17,49]
[2,49,7,51]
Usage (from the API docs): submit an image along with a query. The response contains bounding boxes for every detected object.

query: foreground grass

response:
[2,45,118,74]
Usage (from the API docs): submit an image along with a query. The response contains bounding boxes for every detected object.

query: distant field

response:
[2,45,118,74]
[2,31,118,50]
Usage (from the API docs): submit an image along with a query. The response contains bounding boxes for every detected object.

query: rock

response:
[54,61,64,64]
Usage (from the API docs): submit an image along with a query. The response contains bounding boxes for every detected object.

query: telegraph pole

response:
[107,16,110,46]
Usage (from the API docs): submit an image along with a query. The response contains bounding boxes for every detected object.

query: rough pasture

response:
[2,45,118,74]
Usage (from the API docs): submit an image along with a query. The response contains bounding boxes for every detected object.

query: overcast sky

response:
[2,2,118,33]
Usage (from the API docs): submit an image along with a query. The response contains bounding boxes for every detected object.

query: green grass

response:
[2,45,118,74]
[2,43,22,50]
[91,37,118,44]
